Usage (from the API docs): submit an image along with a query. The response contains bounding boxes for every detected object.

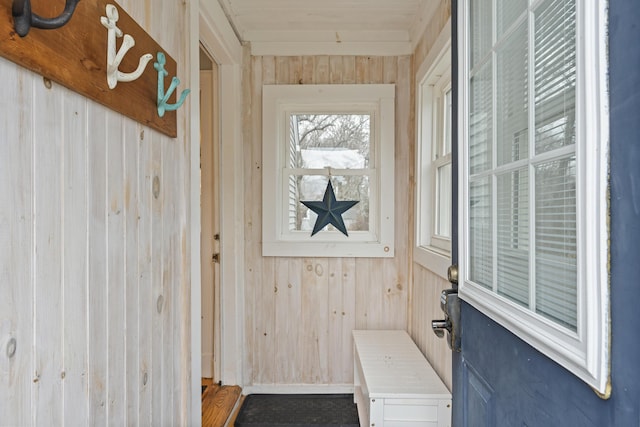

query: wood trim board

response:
[0,0,179,137]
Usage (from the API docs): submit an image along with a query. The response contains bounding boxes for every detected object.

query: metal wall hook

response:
[13,0,80,37]
[100,4,152,89]
[154,52,190,117]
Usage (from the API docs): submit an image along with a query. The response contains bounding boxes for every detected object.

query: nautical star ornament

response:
[301,180,359,237]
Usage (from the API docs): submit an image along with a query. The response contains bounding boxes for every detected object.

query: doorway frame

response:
[188,1,244,424]
[199,51,220,381]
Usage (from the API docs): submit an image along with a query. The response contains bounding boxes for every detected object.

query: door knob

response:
[447,264,458,285]
[431,319,450,338]
[431,287,461,352]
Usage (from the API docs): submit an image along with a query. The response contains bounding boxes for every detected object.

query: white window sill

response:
[413,245,450,280]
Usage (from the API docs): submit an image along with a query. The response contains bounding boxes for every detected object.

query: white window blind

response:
[467,0,577,329]
[288,116,300,231]
[460,0,609,393]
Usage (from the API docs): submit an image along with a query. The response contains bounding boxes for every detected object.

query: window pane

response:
[497,170,529,307]
[443,89,452,156]
[470,0,493,68]
[436,163,452,238]
[292,176,370,233]
[466,0,579,327]
[290,114,371,168]
[469,64,493,174]
[534,0,576,154]
[535,157,577,330]
[497,23,528,166]
[497,0,526,38]
[470,177,493,289]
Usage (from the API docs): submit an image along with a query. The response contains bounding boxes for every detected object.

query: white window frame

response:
[262,84,395,258]
[414,19,452,279]
[458,1,610,394]
[431,79,452,252]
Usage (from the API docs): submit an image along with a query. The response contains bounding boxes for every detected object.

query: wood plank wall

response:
[0,0,192,424]
[409,0,454,390]
[242,53,413,388]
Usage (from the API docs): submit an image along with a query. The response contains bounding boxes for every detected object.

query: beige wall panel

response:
[342,56,356,84]
[411,266,453,390]
[0,60,34,427]
[327,259,345,382]
[315,55,330,83]
[63,86,89,425]
[124,116,141,426]
[409,0,453,392]
[414,0,452,70]
[137,122,154,427]
[329,56,343,84]
[33,69,64,426]
[0,0,192,423]
[274,258,303,382]
[241,46,256,385]
[244,54,412,387]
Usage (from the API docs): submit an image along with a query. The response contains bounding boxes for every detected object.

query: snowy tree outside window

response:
[289,114,371,233]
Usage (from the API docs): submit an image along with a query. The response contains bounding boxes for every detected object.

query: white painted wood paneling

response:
[138,124,154,427]
[219,0,440,55]
[150,130,163,426]
[0,58,34,427]
[124,118,141,427]
[33,71,64,426]
[87,99,108,426]
[410,266,453,390]
[224,0,423,30]
[409,0,453,392]
[107,109,126,426]
[62,83,89,426]
[0,0,193,423]
[161,123,176,425]
[243,54,411,391]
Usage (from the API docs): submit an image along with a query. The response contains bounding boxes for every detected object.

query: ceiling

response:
[215,0,439,55]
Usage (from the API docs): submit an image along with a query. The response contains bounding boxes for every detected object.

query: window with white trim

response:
[262,84,395,258]
[459,0,609,393]
[415,22,452,279]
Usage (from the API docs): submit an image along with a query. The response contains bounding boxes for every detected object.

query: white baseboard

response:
[242,384,355,395]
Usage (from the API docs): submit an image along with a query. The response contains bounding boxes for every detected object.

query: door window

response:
[459,0,609,394]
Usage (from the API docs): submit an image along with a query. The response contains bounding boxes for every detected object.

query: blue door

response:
[449,0,640,425]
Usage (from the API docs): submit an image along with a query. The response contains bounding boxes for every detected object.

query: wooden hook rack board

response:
[0,0,179,138]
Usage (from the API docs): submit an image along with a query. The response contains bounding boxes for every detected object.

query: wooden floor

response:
[202,379,243,427]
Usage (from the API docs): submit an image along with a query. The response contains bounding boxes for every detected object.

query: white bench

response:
[353,330,452,427]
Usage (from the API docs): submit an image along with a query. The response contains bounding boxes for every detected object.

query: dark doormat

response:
[235,394,359,427]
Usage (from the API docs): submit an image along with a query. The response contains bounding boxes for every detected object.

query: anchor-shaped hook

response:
[154,52,190,118]
[100,4,152,89]
[12,0,80,37]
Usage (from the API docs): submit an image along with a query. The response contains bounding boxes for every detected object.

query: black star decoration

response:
[301,181,359,237]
